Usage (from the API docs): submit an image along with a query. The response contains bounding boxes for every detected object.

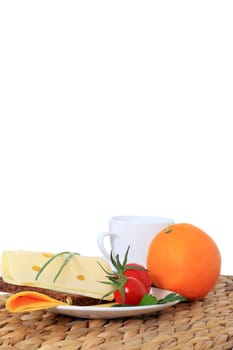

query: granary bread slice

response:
[0,250,114,305]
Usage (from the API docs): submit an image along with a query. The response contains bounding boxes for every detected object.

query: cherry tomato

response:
[114,276,147,305]
[123,263,152,293]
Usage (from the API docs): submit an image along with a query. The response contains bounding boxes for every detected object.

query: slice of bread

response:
[0,277,106,306]
[0,250,114,305]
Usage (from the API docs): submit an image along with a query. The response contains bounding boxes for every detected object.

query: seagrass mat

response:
[0,275,233,350]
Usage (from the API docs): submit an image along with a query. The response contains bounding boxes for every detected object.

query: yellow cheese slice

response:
[6,291,118,313]
[1,250,114,301]
[6,291,67,312]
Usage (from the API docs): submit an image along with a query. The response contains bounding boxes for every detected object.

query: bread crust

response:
[0,277,105,306]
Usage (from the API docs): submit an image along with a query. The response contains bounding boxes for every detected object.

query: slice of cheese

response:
[1,250,114,301]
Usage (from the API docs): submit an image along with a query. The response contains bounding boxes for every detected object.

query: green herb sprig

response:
[35,251,80,283]
[98,245,147,304]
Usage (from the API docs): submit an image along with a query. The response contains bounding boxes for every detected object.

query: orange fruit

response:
[146,223,221,301]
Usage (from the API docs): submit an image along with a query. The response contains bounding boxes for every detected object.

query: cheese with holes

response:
[1,250,114,301]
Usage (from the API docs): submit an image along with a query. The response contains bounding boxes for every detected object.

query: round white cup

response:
[96,215,175,267]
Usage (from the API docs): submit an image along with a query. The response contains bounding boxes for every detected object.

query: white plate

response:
[50,288,180,319]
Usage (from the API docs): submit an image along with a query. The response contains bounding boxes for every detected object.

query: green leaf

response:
[139,294,158,306]
[139,292,186,306]
[157,293,186,304]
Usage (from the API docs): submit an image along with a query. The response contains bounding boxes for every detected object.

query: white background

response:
[0,1,232,274]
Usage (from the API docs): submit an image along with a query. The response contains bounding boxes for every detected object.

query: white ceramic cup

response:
[96,215,175,267]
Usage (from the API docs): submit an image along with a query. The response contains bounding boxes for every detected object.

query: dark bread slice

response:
[0,277,107,306]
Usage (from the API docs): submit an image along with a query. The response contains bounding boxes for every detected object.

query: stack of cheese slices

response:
[0,250,114,306]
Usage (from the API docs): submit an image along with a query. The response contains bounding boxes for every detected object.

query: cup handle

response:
[96,232,113,261]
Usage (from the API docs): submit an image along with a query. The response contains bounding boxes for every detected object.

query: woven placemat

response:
[0,275,233,350]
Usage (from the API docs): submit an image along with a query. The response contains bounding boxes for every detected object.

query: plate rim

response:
[50,287,180,318]
[53,298,179,312]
